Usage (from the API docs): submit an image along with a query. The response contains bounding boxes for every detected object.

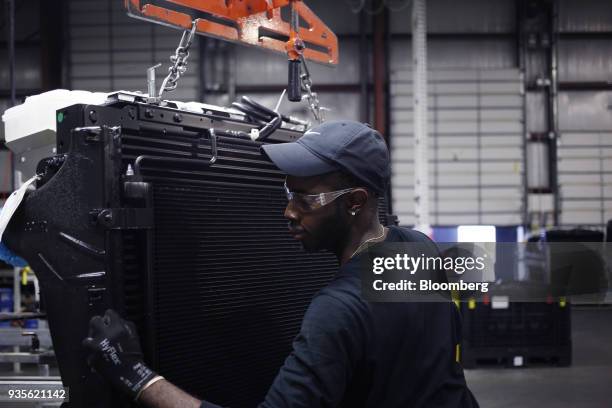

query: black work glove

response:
[82,309,158,400]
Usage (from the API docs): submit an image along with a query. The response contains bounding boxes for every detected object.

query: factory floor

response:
[465,306,612,408]
[2,307,610,407]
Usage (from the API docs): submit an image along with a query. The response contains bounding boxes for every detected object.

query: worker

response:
[83,120,479,407]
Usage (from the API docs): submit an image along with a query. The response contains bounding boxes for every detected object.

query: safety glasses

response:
[283,181,359,212]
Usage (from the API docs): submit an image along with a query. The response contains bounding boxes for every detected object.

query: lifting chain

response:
[299,54,326,123]
[158,21,198,99]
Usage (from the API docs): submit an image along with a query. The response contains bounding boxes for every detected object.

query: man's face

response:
[284,174,350,252]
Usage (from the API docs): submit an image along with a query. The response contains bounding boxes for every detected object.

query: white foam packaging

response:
[2,89,108,144]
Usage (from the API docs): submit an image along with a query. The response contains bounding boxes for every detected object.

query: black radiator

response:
[5,98,391,407]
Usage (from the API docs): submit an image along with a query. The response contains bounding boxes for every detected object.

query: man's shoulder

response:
[299,289,369,342]
[387,225,434,244]
[315,283,364,315]
[385,225,440,258]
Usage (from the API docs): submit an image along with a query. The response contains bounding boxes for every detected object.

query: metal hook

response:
[209,128,218,165]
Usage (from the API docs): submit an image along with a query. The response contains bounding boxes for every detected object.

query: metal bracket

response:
[72,126,102,142]
[147,63,162,103]
[125,0,338,66]
[93,208,154,230]
[209,128,218,165]
[72,126,121,142]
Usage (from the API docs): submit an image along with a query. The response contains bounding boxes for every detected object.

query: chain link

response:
[158,21,198,98]
[299,55,326,123]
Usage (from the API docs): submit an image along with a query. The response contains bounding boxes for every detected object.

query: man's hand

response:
[82,309,160,401]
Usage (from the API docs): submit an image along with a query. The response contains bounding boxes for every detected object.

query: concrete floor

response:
[465,307,612,408]
[2,308,610,407]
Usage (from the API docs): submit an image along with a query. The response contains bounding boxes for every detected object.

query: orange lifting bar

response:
[124,0,338,66]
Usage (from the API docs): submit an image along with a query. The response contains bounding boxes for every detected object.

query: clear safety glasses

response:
[283,181,359,212]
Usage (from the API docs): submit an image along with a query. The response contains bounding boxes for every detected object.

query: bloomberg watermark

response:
[360,242,612,304]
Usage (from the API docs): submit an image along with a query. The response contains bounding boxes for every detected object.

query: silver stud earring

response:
[350,210,357,216]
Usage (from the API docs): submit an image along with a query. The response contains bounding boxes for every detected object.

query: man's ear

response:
[346,188,369,214]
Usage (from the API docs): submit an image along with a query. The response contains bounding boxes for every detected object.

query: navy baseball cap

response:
[261,120,390,195]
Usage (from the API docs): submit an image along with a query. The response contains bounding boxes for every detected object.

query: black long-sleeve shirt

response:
[202,225,479,408]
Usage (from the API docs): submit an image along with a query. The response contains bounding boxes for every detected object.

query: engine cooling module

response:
[4,95,392,408]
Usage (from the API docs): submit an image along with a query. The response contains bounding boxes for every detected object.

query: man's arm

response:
[84,292,365,408]
[138,293,366,408]
[138,379,201,408]
[258,292,367,407]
